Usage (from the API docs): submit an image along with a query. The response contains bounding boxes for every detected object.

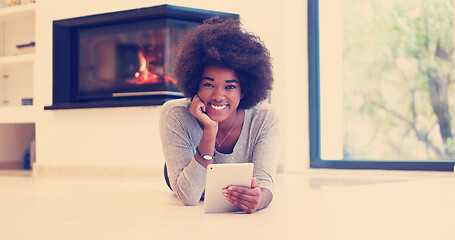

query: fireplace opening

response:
[77,19,191,101]
[45,5,238,110]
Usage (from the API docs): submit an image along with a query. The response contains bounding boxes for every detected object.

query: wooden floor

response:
[0,169,454,240]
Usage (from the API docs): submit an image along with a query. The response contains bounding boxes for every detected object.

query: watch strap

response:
[196,147,215,161]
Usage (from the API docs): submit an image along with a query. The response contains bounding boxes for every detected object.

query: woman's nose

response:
[211,88,225,101]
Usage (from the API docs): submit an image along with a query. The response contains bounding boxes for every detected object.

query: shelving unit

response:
[0,53,34,66]
[0,3,36,122]
[0,3,35,22]
[0,4,36,170]
[0,106,36,123]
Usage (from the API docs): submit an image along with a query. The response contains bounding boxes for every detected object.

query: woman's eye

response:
[226,85,237,89]
[203,83,214,88]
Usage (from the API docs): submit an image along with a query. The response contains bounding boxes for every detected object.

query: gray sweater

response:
[160,98,279,206]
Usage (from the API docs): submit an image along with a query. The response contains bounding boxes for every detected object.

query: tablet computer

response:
[204,163,254,213]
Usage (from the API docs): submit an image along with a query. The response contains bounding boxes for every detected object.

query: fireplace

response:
[45,5,238,110]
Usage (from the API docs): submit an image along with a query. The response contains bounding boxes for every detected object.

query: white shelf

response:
[0,54,34,67]
[0,4,35,22]
[0,105,36,123]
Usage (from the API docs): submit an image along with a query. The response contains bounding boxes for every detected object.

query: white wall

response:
[34,0,309,173]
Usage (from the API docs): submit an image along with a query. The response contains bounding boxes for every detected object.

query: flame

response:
[125,47,160,85]
[164,75,177,85]
[125,43,178,86]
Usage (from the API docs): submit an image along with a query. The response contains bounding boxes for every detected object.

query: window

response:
[309,0,455,171]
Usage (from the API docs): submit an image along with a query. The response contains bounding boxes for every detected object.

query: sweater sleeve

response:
[251,105,279,193]
[159,102,206,206]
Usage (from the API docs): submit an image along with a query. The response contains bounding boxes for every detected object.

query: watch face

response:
[196,147,214,160]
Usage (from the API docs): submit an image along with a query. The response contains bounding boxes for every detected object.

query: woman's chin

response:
[207,115,225,123]
[207,111,229,122]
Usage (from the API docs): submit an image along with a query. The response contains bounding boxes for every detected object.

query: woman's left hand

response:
[222,177,262,214]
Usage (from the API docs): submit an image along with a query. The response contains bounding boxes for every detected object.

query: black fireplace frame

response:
[45,5,238,110]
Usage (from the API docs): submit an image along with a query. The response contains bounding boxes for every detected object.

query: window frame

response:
[308,0,455,171]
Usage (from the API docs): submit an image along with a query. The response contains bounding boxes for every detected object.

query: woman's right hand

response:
[189,95,218,129]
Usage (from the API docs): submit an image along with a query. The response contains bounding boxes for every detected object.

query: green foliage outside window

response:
[342,0,454,160]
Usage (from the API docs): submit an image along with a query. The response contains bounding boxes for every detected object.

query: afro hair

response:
[173,16,273,109]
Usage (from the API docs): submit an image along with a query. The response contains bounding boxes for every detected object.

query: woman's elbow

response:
[176,190,201,206]
[182,199,199,206]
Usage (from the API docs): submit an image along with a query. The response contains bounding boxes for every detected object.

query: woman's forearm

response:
[194,126,217,168]
[258,188,273,210]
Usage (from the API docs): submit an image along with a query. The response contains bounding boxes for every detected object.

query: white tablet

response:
[204,163,254,213]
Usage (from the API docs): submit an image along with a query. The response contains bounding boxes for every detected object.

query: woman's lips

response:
[209,103,228,111]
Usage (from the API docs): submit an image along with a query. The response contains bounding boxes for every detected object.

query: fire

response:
[126,48,160,85]
[125,43,178,86]
[164,75,177,85]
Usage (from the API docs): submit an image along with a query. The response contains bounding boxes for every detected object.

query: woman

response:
[160,17,278,213]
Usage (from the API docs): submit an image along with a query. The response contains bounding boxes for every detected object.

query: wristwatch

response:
[196,147,215,161]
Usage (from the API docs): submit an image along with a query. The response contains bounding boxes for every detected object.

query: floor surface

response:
[0,169,454,240]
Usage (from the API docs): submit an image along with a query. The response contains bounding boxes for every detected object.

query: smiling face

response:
[196,66,243,123]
